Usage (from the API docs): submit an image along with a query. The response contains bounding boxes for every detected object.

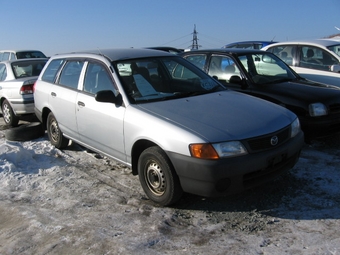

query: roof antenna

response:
[97,47,103,55]
[271,36,276,42]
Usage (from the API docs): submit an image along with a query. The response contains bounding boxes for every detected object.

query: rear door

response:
[48,59,84,140]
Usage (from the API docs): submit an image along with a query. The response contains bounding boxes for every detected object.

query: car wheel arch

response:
[131,140,165,176]
[41,107,52,130]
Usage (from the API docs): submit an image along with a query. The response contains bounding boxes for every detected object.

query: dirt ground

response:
[0,116,339,255]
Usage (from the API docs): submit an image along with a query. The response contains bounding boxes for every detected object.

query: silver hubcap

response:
[50,120,60,143]
[2,103,11,124]
[145,162,166,196]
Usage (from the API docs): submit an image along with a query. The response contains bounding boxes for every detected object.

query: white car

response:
[262,39,340,87]
[0,50,47,61]
[0,58,47,126]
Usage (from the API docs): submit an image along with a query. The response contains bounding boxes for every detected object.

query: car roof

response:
[53,48,173,61]
[181,48,265,55]
[145,46,184,53]
[263,39,340,48]
[223,40,277,47]
[0,58,48,64]
[0,49,44,53]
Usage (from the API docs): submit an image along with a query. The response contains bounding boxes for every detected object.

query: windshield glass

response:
[11,60,47,78]
[236,52,297,85]
[114,56,224,103]
[327,44,340,57]
[16,51,47,59]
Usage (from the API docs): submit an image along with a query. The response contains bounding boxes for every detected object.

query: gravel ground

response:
[0,117,339,255]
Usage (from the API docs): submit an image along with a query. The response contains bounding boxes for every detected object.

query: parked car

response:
[0,50,47,61]
[34,48,304,206]
[0,58,48,126]
[179,48,340,140]
[262,39,340,87]
[223,41,277,50]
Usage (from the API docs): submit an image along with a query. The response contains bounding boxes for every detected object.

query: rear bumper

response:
[167,131,304,197]
[9,97,34,115]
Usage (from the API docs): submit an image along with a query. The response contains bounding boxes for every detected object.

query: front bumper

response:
[167,131,304,198]
[300,114,340,139]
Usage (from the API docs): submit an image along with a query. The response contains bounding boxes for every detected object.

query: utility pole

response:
[190,24,201,50]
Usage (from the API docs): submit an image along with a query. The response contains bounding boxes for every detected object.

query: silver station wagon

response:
[33,48,304,206]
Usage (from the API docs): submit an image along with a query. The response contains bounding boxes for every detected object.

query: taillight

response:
[20,84,34,95]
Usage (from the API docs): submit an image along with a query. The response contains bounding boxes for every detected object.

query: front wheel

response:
[138,146,183,206]
[46,112,69,149]
[2,99,19,127]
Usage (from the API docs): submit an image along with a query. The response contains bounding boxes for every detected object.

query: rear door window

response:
[183,54,207,70]
[42,59,66,83]
[58,60,84,89]
[267,45,295,65]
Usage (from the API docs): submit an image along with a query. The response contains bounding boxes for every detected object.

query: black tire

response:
[138,146,183,206]
[46,112,69,149]
[4,122,45,141]
[2,99,19,127]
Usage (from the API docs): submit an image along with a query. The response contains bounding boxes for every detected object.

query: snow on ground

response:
[0,123,340,254]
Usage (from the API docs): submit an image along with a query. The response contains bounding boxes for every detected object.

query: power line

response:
[160,33,192,46]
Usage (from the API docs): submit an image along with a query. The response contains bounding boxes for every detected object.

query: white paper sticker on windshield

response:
[133,74,157,96]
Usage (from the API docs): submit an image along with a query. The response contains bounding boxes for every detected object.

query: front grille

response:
[329,103,340,114]
[244,126,290,153]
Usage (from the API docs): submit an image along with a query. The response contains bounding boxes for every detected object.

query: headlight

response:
[309,103,327,116]
[189,141,248,159]
[213,141,248,158]
[290,118,301,138]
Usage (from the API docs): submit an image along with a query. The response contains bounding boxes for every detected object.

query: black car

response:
[179,49,340,140]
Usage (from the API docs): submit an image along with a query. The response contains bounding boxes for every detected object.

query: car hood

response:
[137,91,296,142]
[259,78,340,103]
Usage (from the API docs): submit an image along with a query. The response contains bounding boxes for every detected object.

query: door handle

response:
[51,92,56,97]
[77,101,85,107]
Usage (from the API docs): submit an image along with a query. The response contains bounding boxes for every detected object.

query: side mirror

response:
[229,75,242,84]
[95,90,122,105]
[331,64,340,73]
[229,75,248,89]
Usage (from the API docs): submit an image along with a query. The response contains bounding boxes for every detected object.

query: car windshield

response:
[16,51,47,59]
[11,60,47,78]
[114,56,225,103]
[326,43,340,57]
[236,52,297,85]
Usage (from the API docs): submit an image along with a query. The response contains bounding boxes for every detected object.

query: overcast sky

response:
[1,0,340,56]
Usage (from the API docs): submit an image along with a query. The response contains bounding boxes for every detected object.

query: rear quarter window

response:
[41,59,65,83]
[0,64,6,81]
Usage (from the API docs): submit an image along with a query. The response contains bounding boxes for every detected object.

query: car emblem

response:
[270,136,279,146]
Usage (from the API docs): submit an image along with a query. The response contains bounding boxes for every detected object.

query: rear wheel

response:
[2,99,19,127]
[138,146,183,206]
[47,112,69,149]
